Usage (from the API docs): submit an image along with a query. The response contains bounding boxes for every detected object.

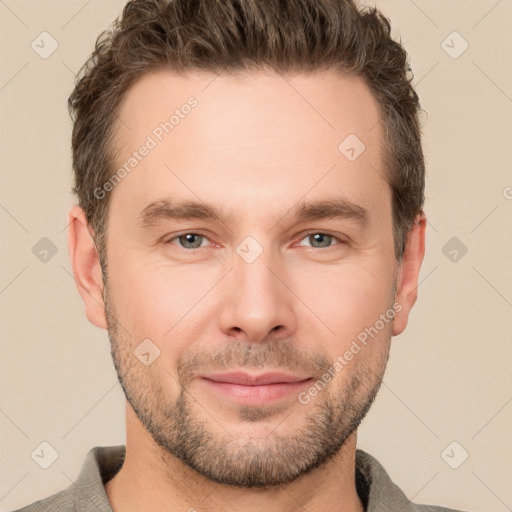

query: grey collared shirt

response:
[12,445,466,511]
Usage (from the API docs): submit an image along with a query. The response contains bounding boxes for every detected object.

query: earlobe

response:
[392,212,427,336]
[67,205,108,329]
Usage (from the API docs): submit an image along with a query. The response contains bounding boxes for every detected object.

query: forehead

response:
[109,69,388,225]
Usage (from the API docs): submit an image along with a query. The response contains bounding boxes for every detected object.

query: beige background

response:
[1,0,511,510]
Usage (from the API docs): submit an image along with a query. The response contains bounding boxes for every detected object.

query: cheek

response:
[291,259,395,346]
[107,254,196,337]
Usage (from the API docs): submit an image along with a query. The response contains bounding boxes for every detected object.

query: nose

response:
[218,247,297,343]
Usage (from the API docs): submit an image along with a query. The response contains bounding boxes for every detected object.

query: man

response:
[15,0,467,510]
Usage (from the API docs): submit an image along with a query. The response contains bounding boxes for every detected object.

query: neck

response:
[105,405,364,512]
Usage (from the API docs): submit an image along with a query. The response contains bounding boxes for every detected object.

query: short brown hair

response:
[68,0,425,264]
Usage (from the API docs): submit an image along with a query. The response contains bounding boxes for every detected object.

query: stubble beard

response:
[103,281,392,488]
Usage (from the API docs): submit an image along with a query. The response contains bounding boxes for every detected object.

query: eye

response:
[166,233,210,249]
[163,231,344,251]
[297,232,343,249]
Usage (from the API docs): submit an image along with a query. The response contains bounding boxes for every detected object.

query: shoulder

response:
[415,506,466,512]
[355,449,469,512]
[9,490,73,512]
[9,445,125,512]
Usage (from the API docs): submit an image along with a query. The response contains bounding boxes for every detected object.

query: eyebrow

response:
[138,196,369,229]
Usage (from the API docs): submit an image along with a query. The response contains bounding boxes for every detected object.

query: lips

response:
[200,371,311,386]
[198,371,313,405]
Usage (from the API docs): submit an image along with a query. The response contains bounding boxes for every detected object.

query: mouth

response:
[198,371,314,405]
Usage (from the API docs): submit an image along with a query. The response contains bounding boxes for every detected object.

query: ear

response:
[392,211,427,336]
[67,205,107,329]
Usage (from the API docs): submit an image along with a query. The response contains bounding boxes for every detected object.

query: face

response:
[74,69,421,488]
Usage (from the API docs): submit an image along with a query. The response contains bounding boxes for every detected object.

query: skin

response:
[68,69,426,512]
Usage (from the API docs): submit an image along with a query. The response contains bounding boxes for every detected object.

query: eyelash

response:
[163,230,346,251]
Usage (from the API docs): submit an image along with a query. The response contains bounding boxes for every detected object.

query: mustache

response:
[176,338,332,386]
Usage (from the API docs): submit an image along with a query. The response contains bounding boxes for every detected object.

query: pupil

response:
[312,233,330,247]
[182,234,201,248]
